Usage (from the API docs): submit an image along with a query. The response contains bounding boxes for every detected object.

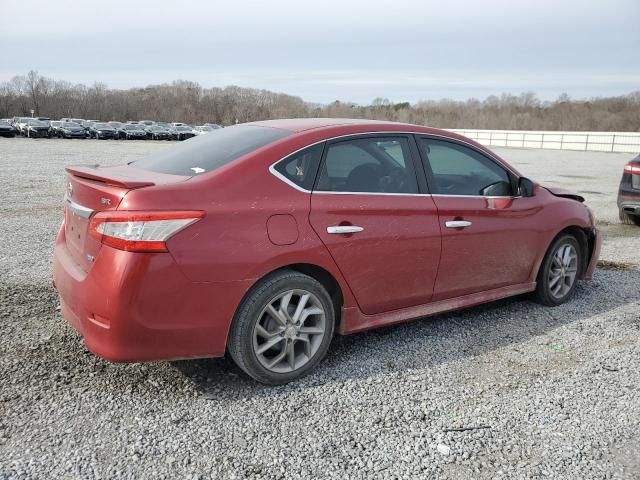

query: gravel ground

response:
[1,137,639,479]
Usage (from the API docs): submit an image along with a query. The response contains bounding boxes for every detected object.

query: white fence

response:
[447,129,640,154]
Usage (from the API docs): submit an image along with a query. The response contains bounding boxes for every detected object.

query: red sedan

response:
[53,119,601,384]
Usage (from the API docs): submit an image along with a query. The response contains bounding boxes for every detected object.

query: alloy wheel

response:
[547,243,578,299]
[252,289,326,373]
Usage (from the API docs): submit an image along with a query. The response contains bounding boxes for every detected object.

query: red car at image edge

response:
[53,118,601,384]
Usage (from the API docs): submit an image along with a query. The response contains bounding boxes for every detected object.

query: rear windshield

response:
[131,125,291,176]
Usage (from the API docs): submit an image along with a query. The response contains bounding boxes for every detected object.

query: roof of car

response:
[248,118,442,134]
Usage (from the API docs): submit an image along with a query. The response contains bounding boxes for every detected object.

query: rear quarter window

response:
[132,125,290,176]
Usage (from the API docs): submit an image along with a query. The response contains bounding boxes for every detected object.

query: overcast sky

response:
[1,0,639,104]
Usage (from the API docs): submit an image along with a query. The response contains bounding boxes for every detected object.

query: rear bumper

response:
[618,192,640,213]
[583,227,602,281]
[52,226,252,362]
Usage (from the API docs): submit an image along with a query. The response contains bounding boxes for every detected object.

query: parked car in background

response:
[156,122,171,129]
[116,124,147,140]
[53,119,601,384]
[15,117,32,135]
[60,118,86,125]
[108,121,123,130]
[57,122,87,139]
[0,120,16,137]
[139,120,155,126]
[145,125,171,140]
[48,121,62,137]
[170,125,195,141]
[618,155,640,226]
[192,125,215,136]
[81,121,97,133]
[89,122,117,139]
[25,119,50,138]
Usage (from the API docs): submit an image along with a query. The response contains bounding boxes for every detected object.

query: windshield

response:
[132,125,291,176]
[123,124,143,130]
[28,120,46,127]
[175,126,192,131]
[94,123,112,129]
[63,122,81,128]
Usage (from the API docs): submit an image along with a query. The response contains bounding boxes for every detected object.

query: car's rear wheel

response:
[619,208,640,226]
[533,234,582,306]
[228,271,334,385]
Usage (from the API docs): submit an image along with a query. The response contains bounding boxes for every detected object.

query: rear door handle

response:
[327,225,364,234]
[445,220,472,228]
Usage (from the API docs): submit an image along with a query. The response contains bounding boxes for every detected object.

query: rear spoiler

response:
[65,166,155,189]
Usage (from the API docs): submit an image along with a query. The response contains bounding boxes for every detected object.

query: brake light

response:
[89,211,204,252]
[624,163,640,175]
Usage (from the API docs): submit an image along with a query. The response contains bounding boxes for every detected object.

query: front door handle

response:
[445,220,472,228]
[327,225,364,234]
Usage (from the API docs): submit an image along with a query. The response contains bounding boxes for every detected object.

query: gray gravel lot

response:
[1,137,639,479]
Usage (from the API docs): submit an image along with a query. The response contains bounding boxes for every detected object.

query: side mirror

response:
[481,181,512,197]
[518,177,535,197]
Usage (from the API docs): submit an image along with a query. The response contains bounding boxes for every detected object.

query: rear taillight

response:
[624,163,640,175]
[89,211,204,252]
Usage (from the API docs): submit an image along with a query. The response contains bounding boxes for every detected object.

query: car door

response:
[309,134,442,315]
[416,136,543,301]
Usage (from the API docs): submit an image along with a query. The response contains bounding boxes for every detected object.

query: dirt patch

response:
[597,260,637,271]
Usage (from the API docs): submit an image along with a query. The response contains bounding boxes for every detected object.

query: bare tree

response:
[0,71,638,131]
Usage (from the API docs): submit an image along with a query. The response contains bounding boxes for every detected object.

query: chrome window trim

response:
[431,194,523,200]
[268,130,516,195]
[316,191,433,197]
[64,195,94,218]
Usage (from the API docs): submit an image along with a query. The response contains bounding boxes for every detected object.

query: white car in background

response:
[15,117,33,135]
[192,125,216,136]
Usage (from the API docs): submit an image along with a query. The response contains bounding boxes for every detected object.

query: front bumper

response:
[28,129,49,137]
[583,227,602,280]
[52,225,252,362]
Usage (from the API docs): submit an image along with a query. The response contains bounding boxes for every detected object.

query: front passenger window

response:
[419,138,513,197]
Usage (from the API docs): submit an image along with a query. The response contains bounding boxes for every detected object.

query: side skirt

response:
[338,282,537,334]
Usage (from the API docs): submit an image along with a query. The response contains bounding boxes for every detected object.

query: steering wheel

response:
[379,167,408,192]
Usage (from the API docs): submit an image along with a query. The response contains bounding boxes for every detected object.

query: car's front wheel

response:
[228,271,335,384]
[533,234,582,306]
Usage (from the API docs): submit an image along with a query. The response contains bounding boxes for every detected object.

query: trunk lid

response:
[63,164,190,272]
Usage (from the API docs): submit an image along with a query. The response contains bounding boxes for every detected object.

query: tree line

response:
[1,71,639,131]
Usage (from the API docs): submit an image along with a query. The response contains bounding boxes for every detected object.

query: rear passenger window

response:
[315,137,418,194]
[273,143,324,190]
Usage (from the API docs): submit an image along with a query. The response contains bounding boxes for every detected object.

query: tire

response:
[619,208,640,226]
[228,270,335,385]
[533,234,582,306]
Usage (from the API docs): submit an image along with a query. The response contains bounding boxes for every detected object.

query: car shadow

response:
[173,267,640,400]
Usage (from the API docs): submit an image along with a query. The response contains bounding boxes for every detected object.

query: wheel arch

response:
[234,262,346,333]
[536,225,594,280]
[271,263,344,330]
